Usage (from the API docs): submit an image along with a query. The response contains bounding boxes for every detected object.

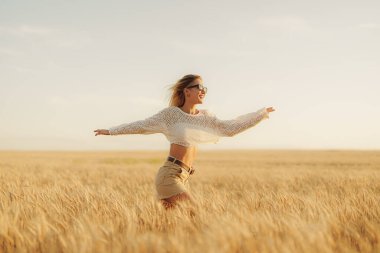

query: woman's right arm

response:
[94,108,168,136]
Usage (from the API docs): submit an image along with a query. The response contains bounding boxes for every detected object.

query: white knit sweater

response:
[109,106,269,147]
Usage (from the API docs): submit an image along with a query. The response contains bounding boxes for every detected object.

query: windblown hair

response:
[167,74,202,107]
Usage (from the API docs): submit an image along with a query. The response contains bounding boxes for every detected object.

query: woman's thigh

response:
[164,191,192,202]
[160,191,196,210]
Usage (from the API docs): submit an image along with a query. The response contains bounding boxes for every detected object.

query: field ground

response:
[0,150,379,253]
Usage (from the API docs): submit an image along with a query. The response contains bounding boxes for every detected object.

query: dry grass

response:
[0,150,379,253]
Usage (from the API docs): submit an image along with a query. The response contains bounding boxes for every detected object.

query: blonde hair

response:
[166,74,202,107]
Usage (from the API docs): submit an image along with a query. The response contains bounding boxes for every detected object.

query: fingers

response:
[94,129,110,136]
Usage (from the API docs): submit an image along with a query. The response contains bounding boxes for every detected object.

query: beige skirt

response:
[155,160,192,200]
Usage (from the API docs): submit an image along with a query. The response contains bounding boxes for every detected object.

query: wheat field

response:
[0,150,379,253]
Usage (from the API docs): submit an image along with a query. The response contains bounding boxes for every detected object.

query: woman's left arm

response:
[210,107,273,137]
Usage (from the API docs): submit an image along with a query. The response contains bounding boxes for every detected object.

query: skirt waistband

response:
[166,156,195,175]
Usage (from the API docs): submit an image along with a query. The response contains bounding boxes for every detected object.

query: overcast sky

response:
[1,0,379,151]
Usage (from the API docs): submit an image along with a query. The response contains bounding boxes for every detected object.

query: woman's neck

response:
[179,104,198,115]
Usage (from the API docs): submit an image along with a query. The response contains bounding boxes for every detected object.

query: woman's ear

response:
[184,88,189,97]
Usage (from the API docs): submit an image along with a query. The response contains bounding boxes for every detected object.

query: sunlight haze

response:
[1,0,379,150]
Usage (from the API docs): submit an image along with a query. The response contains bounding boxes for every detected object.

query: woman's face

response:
[184,79,207,105]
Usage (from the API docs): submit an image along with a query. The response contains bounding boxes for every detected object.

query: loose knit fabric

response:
[109,106,270,147]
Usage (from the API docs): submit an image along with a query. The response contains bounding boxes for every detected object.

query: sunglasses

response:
[186,84,208,93]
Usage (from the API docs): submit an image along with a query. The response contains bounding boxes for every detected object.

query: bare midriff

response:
[168,143,197,168]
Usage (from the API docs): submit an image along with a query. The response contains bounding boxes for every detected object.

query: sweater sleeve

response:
[209,107,269,137]
[108,108,168,135]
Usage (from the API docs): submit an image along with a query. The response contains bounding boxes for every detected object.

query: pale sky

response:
[1,0,379,151]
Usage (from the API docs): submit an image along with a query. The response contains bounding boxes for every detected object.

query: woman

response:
[94,74,275,211]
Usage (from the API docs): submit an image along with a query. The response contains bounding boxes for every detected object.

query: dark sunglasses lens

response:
[190,84,207,93]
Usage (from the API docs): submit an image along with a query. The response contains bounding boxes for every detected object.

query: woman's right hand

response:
[94,129,110,136]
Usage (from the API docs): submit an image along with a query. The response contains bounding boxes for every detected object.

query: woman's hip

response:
[155,161,192,185]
